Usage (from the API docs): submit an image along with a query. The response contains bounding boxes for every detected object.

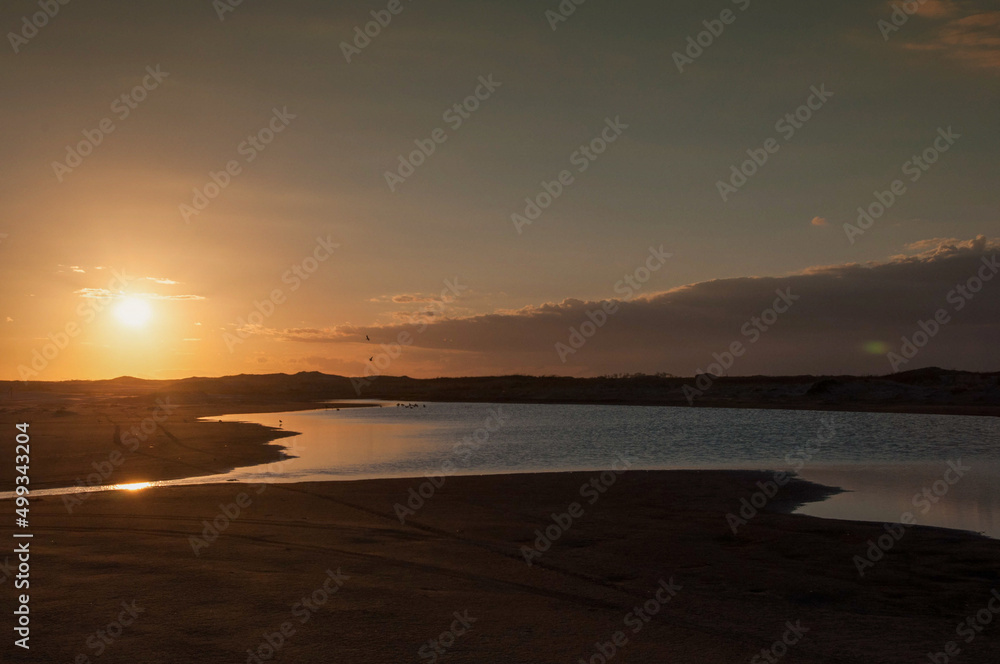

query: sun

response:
[114,296,153,328]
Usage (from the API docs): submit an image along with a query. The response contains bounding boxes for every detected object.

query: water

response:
[9,402,1000,536]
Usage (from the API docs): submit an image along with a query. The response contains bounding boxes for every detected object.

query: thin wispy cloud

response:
[369,293,443,304]
[898,3,1000,70]
[75,288,205,301]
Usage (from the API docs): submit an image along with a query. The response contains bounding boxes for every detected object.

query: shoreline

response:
[21,469,999,662]
[5,389,998,661]
[363,397,1000,418]
[3,393,995,494]
[0,398,376,490]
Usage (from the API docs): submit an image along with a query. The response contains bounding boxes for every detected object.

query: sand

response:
[8,471,999,663]
[2,393,999,662]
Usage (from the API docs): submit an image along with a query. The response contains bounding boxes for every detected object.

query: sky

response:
[0,0,997,381]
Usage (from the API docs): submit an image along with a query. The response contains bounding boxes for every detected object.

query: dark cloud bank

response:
[262,237,999,376]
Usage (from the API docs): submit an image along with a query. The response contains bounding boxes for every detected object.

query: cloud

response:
[74,288,205,301]
[392,294,441,304]
[909,0,960,18]
[369,293,444,304]
[144,277,181,285]
[900,6,1000,71]
[238,236,1000,376]
[75,288,119,299]
[5,317,12,323]
[935,11,1000,68]
[810,216,828,227]
[146,293,205,301]
[903,236,970,253]
[391,310,440,321]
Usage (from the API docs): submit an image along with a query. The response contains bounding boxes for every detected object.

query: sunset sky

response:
[1,0,997,381]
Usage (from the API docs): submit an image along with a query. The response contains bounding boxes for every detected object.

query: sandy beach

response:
[5,1,998,659]
[10,469,999,663]
[0,397,996,663]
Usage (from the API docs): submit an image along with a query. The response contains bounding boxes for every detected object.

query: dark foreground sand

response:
[4,470,999,663]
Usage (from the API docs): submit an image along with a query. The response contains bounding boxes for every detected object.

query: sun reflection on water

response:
[115,482,152,492]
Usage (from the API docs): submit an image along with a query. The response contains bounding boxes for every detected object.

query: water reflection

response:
[796,462,1000,538]
[4,402,999,538]
[116,482,153,492]
[228,408,446,473]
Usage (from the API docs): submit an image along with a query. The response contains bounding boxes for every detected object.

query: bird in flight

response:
[366,335,370,341]
[369,356,373,362]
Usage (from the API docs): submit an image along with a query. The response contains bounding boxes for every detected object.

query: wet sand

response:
[8,471,999,663]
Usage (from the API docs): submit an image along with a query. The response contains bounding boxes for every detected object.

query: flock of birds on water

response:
[275,402,424,428]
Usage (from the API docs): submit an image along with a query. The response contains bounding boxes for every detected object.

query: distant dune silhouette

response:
[6,367,998,417]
